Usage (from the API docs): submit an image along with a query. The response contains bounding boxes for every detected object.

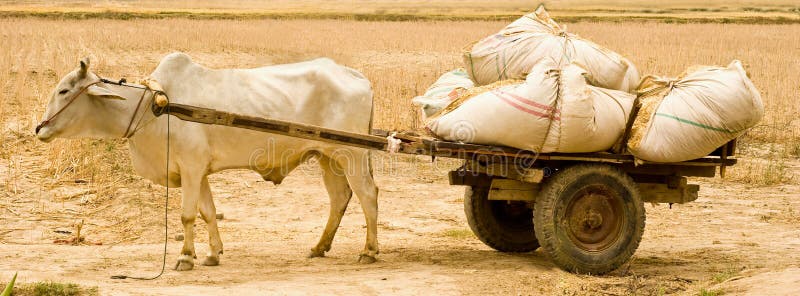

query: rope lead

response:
[111,88,170,281]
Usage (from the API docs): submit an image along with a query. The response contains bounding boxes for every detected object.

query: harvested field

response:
[1,8,799,296]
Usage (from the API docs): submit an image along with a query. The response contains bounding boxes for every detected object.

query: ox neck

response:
[103,83,156,139]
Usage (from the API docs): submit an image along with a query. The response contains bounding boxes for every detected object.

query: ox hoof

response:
[307,249,325,258]
[357,254,377,264]
[174,256,195,271]
[202,256,220,266]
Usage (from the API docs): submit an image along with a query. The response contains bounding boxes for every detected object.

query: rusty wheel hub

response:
[564,185,624,252]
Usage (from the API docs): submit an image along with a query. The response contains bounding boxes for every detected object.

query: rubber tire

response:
[464,186,540,252]
[534,164,645,274]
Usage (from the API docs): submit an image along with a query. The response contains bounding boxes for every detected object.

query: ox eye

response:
[58,89,69,95]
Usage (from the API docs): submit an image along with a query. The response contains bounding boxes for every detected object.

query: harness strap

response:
[122,87,151,138]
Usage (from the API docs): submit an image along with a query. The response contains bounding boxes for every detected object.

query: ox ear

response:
[87,85,125,100]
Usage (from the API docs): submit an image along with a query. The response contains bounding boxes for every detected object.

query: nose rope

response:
[35,81,102,134]
[36,78,160,139]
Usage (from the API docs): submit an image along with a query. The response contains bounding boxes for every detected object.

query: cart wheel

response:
[464,186,540,252]
[534,164,645,274]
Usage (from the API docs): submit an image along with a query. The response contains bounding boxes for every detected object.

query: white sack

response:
[628,60,764,162]
[428,59,634,153]
[463,5,640,92]
[411,69,475,120]
[617,59,641,94]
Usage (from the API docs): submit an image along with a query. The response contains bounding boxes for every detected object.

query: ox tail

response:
[366,77,375,178]
[366,109,375,177]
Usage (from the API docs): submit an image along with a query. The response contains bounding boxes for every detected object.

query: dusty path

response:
[1,157,799,295]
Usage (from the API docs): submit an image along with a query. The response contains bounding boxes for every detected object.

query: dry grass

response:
[0,17,798,242]
[0,280,98,296]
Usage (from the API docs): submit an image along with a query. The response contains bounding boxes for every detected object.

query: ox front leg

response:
[198,176,224,266]
[175,174,201,271]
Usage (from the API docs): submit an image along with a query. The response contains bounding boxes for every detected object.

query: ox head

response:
[36,57,128,142]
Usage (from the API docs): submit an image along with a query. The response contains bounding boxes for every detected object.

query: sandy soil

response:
[1,154,799,295]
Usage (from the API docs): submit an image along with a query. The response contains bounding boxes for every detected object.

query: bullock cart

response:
[150,101,737,275]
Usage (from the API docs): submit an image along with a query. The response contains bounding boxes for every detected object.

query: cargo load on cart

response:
[426,59,634,153]
[419,59,763,161]
[627,60,764,163]
[413,4,764,162]
[462,5,640,93]
[411,68,474,120]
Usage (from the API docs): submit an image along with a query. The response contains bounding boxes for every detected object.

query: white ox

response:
[36,53,380,270]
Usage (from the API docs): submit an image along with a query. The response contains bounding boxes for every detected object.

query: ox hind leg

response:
[308,154,353,258]
[337,150,379,264]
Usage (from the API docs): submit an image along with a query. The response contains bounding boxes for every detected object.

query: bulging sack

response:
[463,5,640,93]
[428,59,634,153]
[628,60,764,163]
[411,69,475,120]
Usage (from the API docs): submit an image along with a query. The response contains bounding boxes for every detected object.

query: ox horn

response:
[78,56,91,78]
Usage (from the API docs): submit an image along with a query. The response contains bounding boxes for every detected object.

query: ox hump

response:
[162,52,194,65]
[155,52,199,74]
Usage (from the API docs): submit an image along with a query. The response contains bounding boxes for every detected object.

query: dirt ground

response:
[1,154,799,295]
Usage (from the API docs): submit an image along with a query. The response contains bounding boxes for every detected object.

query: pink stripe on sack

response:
[493,89,560,114]
[494,92,561,120]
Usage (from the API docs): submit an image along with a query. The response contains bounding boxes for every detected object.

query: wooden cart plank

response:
[155,104,735,168]
[157,103,390,150]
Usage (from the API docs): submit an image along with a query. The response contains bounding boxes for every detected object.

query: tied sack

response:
[427,58,634,153]
[463,5,640,93]
[628,60,764,163]
[412,69,475,120]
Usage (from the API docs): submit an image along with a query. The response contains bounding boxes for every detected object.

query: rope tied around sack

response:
[559,32,574,66]
[636,76,680,98]
[537,67,563,153]
[628,75,682,153]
